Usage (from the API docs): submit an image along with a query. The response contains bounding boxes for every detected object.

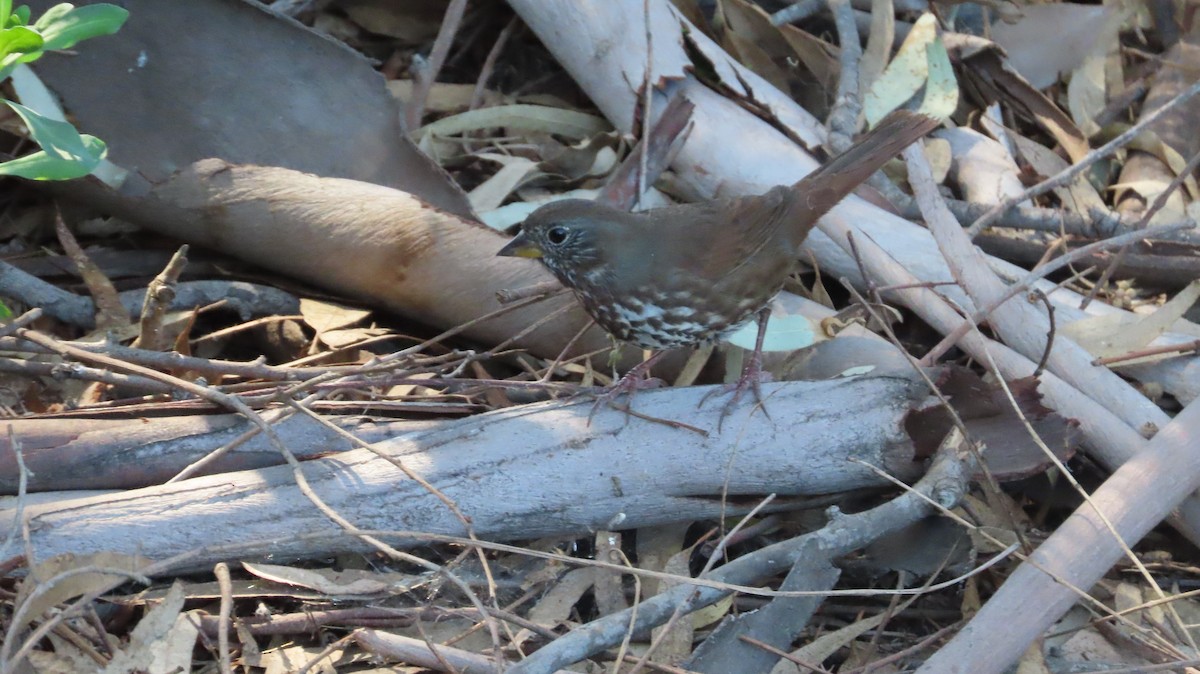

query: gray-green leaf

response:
[35,3,127,52]
[5,99,92,161]
[0,134,107,179]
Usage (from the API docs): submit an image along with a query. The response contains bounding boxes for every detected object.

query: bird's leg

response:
[740,306,773,403]
[705,307,774,425]
[588,350,667,424]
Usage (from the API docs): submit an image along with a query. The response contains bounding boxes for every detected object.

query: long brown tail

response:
[783,111,940,228]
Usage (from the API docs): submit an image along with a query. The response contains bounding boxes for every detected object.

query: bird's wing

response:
[644,186,794,283]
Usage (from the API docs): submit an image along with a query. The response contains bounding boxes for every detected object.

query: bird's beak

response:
[497,232,543,259]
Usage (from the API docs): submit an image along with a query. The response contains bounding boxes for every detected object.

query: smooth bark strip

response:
[1,415,439,493]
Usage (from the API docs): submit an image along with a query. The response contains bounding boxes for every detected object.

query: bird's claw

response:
[587,366,664,425]
[702,350,773,428]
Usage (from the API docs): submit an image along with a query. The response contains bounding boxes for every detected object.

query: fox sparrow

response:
[498,111,938,410]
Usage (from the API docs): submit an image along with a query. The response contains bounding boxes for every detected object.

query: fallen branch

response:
[5,376,934,568]
[903,144,1170,445]
[1,413,438,493]
[917,396,1200,674]
[507,427,976,674]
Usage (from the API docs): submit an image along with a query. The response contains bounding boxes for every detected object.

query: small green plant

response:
[0,1,127,180]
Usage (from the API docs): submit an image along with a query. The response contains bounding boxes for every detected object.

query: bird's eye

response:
[546,226,570,245]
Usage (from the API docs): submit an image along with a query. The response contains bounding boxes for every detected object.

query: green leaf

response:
[35,3,127,51]
[0,52,23,79]
[0,0,13,26]
[4,100,95,160]
[0,25,40,57]
[0,134,106,179]
[0,300,12,320]
[12,5,28,25]
[30,2,71,30]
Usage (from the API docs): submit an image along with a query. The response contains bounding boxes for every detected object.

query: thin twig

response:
[1093,338,1200,367]
[843,271,1027,550]
[11,326,507,662]
[826,0,862,150]
[1081,143,1200,309]
[626,495,779,674]
[969,342,1200,660]
[213,562,233,674]
[0,308,42,338]
[54,209,129,330]
[899,197,1148,238]
[771,0,825,25]
[294,634,356,674]
[0,428,27,561]
[405,0,470,130]
[469,15,517,111]
[282,397,499,599]
[133,245,189,351]
[966,76,1200,237]
[738,636,835,674]
[504,445,980,674]
[1026,289,1055,378]
[919,219,1193,366]
[1,566,154,671]
[485,300,578,355]
[840,622,961,674]
[495,280,562,304]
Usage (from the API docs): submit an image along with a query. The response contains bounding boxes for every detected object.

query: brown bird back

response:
[667,110,940,283]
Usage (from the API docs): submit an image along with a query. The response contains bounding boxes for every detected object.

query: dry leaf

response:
[242,562,427,597]
[717,0,794,93]
[387,80,505,114]
[1007,132,1107,214]
[100,582,190,674]
[862,14,958,124]
[299,298,371,334]
[1068,50,1107,136]
[526,566,596,627]
[417,104,611,143]
[30,633,101,674]
[859,0,895,94]
[1014,642,1052,674]
[923,137,953,183]
[1057,627,1153,668]
[936,127,1026,206]
[16,552,151,639]
[1063,280,1200,361]
[318,327,391,349]
[952,41,1091,163]
[260,643,344,674]
[469,155,542,212]
[775,612,886,673]
[724,295,820,353]
[340,0,446,43]
[864,13,939,126]
[990,3,1117,90]
[632,524,699,654]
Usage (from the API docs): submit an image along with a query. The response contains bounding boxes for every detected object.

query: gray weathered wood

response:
[5,376,930,569]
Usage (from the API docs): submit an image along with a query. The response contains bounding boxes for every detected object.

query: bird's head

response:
[497,199,626,287]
